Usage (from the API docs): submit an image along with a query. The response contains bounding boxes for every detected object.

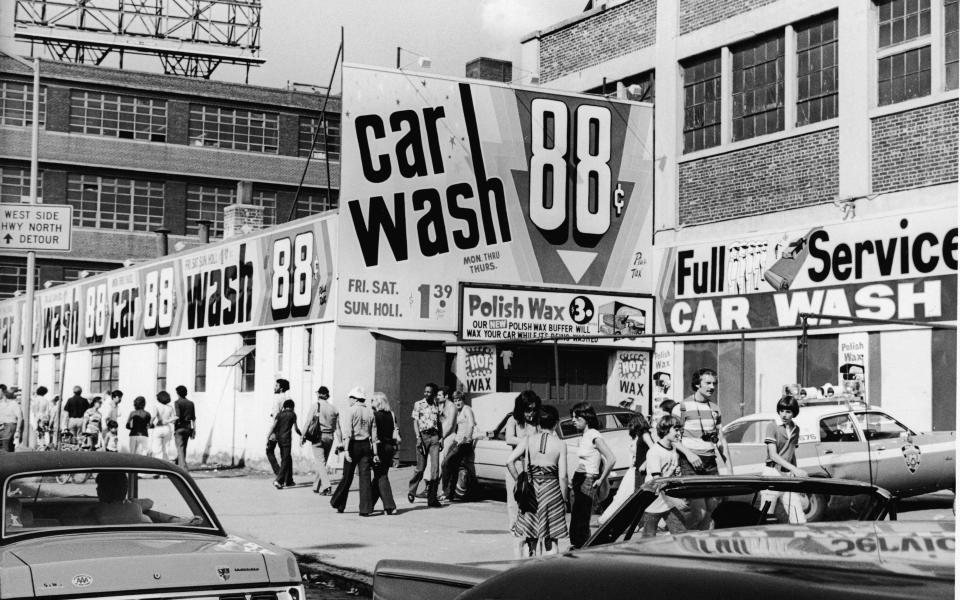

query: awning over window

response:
[218,345,255,367]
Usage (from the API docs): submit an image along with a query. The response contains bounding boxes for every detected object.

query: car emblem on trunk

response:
[901,443,921,474]
[217,566,231,582]
[71,574,93,588]
[153,572,161,580]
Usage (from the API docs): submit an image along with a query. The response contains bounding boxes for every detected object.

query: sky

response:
[247,1,587,91]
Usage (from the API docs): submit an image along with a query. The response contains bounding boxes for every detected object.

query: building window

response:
[240,331,256,392]
[31,354,38,390]
[294,189,339,218]
[189,105,279,153]
[879,0,931,47]
[298,115,341,161]
[185,183,235,238]
[305,327,313,368]
[682,52,722,152]
[878,46,932,104]
[195,338,207,393]
[796,14,839,125]
[946,0,959,89]
[584,70,656,103]
[90,346,120,394]
[732,32,785,142]
[54,353,61,391]
[66,174,164,231]
[0,166,42,204]
[0,258,38,299]
[252,188,277,227]
[0,81,46,127]
[157,342,167,391]
[69,91,166,141]
[276,328,284,372]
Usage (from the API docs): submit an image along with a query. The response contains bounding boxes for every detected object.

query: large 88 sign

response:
[271,231,316,320]
[529,99,616,237]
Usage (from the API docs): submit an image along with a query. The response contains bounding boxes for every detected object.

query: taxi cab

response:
[1,452,304,600]
[723,396,955,518]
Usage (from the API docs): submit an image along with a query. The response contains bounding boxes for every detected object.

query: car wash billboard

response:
[657,208,957,333]
[337,64,654,330]
[0,215,336,356]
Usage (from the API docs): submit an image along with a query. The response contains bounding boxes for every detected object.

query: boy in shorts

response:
[641,415,687,537]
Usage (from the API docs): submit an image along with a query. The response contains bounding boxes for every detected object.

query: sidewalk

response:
[192,465,529,585]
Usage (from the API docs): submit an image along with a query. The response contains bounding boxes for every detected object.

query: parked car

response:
[1,452,304,600]
[471,398,634,495]
[722,397,956,519]
[374,518,954,600]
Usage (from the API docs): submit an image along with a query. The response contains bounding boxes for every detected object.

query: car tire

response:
[802,492,829,522]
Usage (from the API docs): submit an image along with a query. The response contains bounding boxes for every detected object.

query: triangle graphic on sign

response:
[556,250,598,283]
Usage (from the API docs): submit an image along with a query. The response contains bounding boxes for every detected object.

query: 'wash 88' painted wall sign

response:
[0,216,335,357]
[656,208,957,333]
[337,64,654,330]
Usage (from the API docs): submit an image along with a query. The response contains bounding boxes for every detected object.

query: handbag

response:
[513,440,538,514]
[303,410,321,444]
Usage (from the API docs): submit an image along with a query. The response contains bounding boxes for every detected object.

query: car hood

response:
[584,520,955,578]
[1,532,297,598]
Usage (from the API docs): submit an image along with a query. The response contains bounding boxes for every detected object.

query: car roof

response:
[728,404,884,424]
[640,474,888,497]
[0,452,188,480]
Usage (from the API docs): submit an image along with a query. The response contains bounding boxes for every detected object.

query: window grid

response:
[0,166,43,204]
[878,0,931,48]
[298,116,341,161]
[276,328,284,372]
[54,353,61,391]
[797,15,839,125]
[0,81,46,127]
[295,189,339,219]
[69,90,167,141]
[185,184,236,238]
[732,33,785,141]
[305,327,313,368]
[682,52,722,153]
[195,338,207,393]
[66,174,165,231]
[240,331,256,393]
[0,259,39,299]
[157,342,168,391]
[879,45,932,104]
[90,347,120,394]
[946,0,959,89]
[189,105,279,153]
[251,189,277,227]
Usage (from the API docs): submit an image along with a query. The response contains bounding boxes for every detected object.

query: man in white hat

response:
[330,386,379,516]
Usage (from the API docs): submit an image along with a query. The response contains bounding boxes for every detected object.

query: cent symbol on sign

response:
[0,204,72,251]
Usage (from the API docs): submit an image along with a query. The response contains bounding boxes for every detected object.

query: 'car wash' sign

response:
[459,282,654,348]
[657,208,957,333]
[337,64,655,331]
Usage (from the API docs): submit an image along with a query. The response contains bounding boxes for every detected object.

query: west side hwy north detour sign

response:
[0,204,72,252]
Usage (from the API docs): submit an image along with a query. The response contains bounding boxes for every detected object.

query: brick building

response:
[522,0,958,430]
[0,57,341,298]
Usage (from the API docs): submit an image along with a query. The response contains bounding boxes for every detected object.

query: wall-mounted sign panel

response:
[0,204,72,251]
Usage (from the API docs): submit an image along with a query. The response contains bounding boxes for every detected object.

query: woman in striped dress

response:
[506,405,569,557]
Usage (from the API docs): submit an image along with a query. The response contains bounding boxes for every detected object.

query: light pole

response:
[1,50,41,449]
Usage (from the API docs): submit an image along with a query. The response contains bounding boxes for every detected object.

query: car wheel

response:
[801,492,829,522]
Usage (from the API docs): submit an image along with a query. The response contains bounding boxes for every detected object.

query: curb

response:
[295,552,373,596]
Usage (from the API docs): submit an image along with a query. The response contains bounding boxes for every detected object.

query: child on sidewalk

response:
[641,415,687,537]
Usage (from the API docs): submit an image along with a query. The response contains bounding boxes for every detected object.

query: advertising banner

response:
[459,282,654,348]
[658,208,957,333]
[456,344,498,394]
[612,350,649,411]
[0,215,336,357]
[838,332,868,399]
[337,64,654,330]
[652,342,675,409]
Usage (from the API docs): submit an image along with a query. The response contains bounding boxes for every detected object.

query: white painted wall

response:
[754,337,797,413]
[880,329,933,432]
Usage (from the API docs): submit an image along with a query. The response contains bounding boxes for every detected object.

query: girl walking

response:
[370,392,400,514]
[568,402,616,549]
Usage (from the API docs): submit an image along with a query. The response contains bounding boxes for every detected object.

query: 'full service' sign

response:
[459,282,654,348]
[337,64,654,331]
[657,208,957,333]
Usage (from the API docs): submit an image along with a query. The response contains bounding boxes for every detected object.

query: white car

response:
[471,395,634,495]
[723,397,955,519]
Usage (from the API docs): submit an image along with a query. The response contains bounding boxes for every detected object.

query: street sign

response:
[0,204,72,252]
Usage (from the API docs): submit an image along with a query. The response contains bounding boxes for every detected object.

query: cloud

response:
[479,0,557,38]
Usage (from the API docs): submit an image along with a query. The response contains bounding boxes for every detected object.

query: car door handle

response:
[877,446,886,451]
[823,449,833,454]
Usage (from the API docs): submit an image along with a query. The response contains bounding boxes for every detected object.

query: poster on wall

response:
[0,216,336,357]
[651,342,675,410]
[612,350,649,412]
[657,208,957,333]
[337,64,655,331]
[456,344,498,395]
[458,282,655,348]
[838,332,868,401]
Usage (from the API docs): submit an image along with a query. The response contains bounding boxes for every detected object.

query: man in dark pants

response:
[63,386,89,441]
[266,378,291,478]
[272,399,302,489]
[408,383,442,506]
[330,387,378,516]
[173,385,196,469]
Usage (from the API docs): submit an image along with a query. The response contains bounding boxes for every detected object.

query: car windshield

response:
[559,411,632,438]
[587,478,889,547]
[3,468,217,540]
